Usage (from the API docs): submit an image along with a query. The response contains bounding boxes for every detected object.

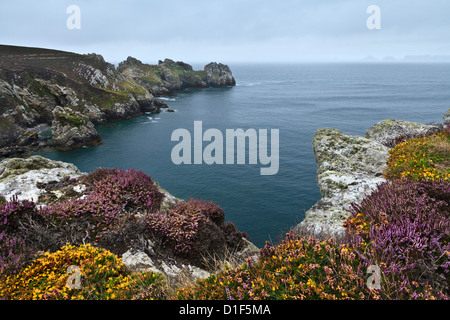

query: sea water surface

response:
[37,63,450,247]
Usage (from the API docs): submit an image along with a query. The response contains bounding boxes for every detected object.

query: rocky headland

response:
[0,45,235,157]
[294,113,447,238]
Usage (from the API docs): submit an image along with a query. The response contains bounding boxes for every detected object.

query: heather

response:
[175,234,378,300]
[147,199,248,265]
[345,178,450,299]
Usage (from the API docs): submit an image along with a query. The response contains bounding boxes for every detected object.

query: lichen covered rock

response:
[51,106,102,150]
[0,155,82,203]
[294,128,389,237]
[365,119,441,148]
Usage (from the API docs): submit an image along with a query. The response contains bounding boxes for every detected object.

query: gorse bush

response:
[0,244,165,300]
[175,235,379,300]
[385,130,450,181]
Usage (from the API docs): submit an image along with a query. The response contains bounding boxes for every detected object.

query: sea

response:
[36,63,450,248]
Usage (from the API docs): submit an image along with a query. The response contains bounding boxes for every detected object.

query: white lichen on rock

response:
[294,128,389,237]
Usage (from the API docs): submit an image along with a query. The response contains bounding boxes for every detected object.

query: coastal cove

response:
[36,63,450,247]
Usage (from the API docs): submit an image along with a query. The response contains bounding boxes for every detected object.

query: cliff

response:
[0,45,236,156]
[294,114,446,238]
[118,57,236,96]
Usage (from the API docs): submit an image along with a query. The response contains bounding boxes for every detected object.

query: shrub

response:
[0,196,38,276]
[146,199,248,267]
[345,178,450,299]
[175,235,378,300]
[385,130,450,181]
[43,168,165,234]
[0,244,166,300]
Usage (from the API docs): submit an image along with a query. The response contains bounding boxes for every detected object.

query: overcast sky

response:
[1,0,450,64]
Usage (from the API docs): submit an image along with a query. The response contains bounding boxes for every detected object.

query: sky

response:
[1,0,450,64]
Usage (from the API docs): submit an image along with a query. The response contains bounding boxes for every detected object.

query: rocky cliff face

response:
[1,45,235,156]
[294,114,447,238]
[294,128,389,237]
[118,57,236,96]
[0,45,164,155]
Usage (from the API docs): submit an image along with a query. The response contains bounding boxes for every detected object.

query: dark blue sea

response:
[37,63,450,247]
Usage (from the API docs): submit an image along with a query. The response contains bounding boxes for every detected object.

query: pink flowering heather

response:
[345,178,450,299]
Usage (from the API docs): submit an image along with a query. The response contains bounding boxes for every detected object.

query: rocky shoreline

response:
[0,45,236,157]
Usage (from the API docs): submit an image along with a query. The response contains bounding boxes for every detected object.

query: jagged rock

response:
[122,249,161,274]
[0,45,158,156]
[51,106,102,150]
[366,119,441,147]
[294,128,389,237]
[0,155,82,203]
[204,62,236,87]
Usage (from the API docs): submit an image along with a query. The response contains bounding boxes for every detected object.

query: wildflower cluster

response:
[0,197,37,276]
[385,130,450,181]
[175,235,378,300]
[0,244,165,300]
[345,178,450,299]
[45,168,165,231]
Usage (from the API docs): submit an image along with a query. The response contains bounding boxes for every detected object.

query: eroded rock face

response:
[117,57,236,96]
[0,45,161,156]
[204,62,236,87]
[294,128,389,237]
[366,119,441,147]
[51,106,102,150]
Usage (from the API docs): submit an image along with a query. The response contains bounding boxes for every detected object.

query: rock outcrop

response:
[204,62,236,87]
[295,113,449,238]
[444,108,450,127]
[118,57,236,96]
[0,155,83,203]
[51,106,102,150]
[294,128,389,237]
[365,119,441,147]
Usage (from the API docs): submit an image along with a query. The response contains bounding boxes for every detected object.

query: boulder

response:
[444,108,450,126]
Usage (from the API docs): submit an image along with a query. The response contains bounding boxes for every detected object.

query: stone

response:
[204,62,236,87]
[122,249,161,274]
[51,106,102,150]
[0,155,82,203]
[366,119,441,147]
[294,128,389,237]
